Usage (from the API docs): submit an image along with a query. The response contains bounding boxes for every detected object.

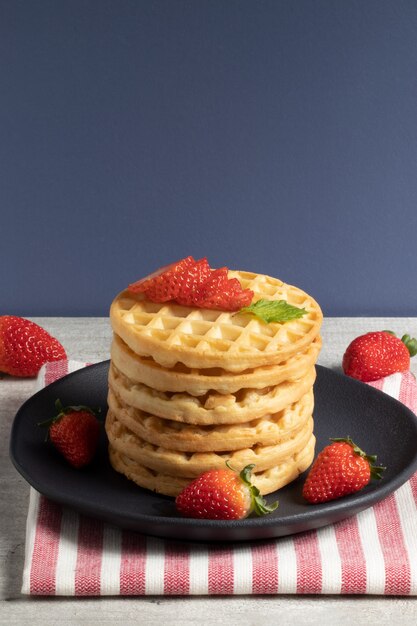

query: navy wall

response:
[1,0,417,316]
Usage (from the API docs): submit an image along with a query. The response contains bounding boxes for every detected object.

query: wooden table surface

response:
[1,317,417,625]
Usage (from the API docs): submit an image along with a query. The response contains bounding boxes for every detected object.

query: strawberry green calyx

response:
[401,334,417,358]
[38,399,101,435]
[330,437,386,480]
[236,463,279,516]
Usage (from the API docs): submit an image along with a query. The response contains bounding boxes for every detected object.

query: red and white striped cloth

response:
[21,360,417,596]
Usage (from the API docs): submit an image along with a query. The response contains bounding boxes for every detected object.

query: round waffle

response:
[105,409,314,477]
[107,387,314,452]
[111,332,322,396]
[110,270,323,372]
[108,433,316,497]
[109,361,316,426]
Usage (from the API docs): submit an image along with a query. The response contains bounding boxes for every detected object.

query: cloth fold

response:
[21,360,417,596]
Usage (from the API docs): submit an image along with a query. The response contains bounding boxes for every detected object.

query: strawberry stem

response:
[370,465,386,480]
[238,464,279,516]
[239,463,256,486]
[38,399,101,433]
[225,461,278,516]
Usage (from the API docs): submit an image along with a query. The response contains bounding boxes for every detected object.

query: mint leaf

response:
[240,299,307,323]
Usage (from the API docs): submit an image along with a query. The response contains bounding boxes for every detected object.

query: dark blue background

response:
[2,0,416,316]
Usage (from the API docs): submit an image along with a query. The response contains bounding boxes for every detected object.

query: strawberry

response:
[128,256,254,312]
[128,256,195,301]
[175,463,278,520]
[302,437,385,504]
[191,267,230,308]
[39,400,101,468]
[175,257,212,306]
[224,277,255,308]
[0,316,66,377]
[193,267,253,311]
[342,331,417,382]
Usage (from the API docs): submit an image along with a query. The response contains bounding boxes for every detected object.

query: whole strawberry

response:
[302,437,385,504]
[0,316,66,377]
[39,400,101,468]
[175,463,278,520]
[342,331,417,382]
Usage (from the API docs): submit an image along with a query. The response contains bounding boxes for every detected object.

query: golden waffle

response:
[110,270,323,372]
[109,361,316,426]
[111,332,322,396]
[105,408,314,477]
[107,387,314,452]
[108,433,316,497]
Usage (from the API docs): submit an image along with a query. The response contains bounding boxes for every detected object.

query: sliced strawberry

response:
[195,268,253,311]
[128,256,254,311]
[128,256,195,302]
[193,267,229,307]
[225,277,254,308]
[176,257,212,306]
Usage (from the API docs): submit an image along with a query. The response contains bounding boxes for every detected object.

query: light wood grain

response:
[1,317,417,624]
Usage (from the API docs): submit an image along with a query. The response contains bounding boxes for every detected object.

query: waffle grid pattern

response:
[110,271,323,371]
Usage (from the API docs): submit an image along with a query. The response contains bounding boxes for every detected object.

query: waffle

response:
[111,332,322,396]
[108,361,316,426]
[107,387,314,452]
[105,408,314,477]
[106,265,322,499]
[108,434,316,497]
[110,270,323,372]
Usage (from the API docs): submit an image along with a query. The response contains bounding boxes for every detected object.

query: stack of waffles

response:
[105,270,323,497]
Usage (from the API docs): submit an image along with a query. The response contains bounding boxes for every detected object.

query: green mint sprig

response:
[239,298,307,323]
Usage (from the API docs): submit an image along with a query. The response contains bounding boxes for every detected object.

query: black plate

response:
[10,362,417,542]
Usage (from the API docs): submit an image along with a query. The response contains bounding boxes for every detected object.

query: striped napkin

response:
[21,361,417,596]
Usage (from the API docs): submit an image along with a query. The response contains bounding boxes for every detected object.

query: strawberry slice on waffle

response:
[128,256,254,311]
[176,258,212,306]
[194,268,253,311]
[128,256,195,302]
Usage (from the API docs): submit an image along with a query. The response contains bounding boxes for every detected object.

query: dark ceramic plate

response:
[10,362,417,542]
